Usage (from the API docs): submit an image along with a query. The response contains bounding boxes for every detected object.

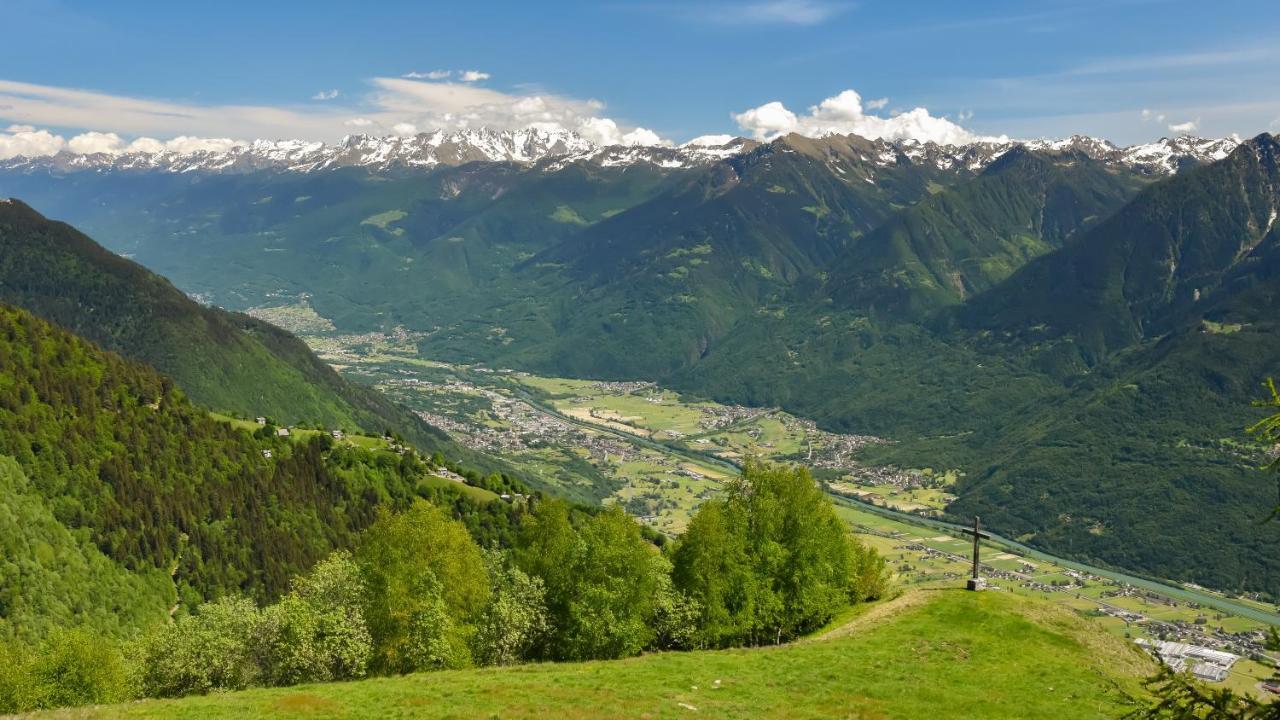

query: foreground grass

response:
[39,590,1152,720]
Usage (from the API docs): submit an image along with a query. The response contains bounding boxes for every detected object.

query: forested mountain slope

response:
[0,303,431,639]
[0,199,452,454]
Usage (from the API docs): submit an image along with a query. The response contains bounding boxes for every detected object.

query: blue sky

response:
[2,0,1279,152]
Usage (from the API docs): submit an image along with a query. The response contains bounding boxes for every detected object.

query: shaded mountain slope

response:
[825,147,1147,316]
[956,133,1280,364]
[0,199,452,453]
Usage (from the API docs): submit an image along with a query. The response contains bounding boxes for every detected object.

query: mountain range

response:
[0,126,1238,176]
[2,128,1278,592]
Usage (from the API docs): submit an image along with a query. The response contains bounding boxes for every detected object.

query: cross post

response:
[961,515,990,591]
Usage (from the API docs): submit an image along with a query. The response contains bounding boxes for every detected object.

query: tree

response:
[515,501,664,660]
[355,501,489,673]
[1126,665,1280,719]
[651,553,701,651]
[670,498,758,647]
[0,629,132,712]
[847,538,892,604]
[260,551,372,686]
[472,549,548,666]
[673,461,886,647]
[1250,378,1280,519]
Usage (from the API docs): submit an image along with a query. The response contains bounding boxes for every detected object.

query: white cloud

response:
[865,97,888,110]
[1168,119,1199,134]
[575,117,668,146]
[0,128,65,159]
[683,134,736,147]
[154,136,245,154]
[733,101,798,138]
[403,70,451,80]
[0,78,345,141]
[459,70,491,83]
[0,76,672,155]
[1064,47,1280,78]
[311,89,340,101]
[733,89,999,145]
[680,0,849,26]
[0,127,247,160]
[1140,108,1167,123]
[67,131,125,154]
[365,77,666,145]
[622,127,664,146]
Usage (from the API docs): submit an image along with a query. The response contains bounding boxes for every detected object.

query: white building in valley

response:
[1136,639,1239,682]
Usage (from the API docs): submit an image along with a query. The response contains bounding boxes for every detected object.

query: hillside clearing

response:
[36,591,1151,719]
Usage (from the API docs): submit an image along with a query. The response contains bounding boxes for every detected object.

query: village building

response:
[1136,639,1239,682]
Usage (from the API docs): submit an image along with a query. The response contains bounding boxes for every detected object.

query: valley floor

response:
[34,591,1150,720]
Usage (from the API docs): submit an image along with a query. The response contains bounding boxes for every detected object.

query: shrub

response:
[142,596,265,697]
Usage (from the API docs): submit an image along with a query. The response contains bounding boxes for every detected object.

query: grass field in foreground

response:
[41,591,1152,720]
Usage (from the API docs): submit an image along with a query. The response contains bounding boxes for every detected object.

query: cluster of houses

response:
[404,378,647,467]
[250,417,400,457]
[1141,617,1271,662]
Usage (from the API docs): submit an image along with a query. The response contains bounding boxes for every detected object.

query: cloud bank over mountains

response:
[0,75,1000,159]
[733,90,1004,144]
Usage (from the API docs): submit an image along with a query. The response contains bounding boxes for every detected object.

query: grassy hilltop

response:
[39,591,1151,720]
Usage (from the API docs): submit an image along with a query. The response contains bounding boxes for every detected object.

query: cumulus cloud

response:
[578,118,667,146]
[0,126,247,160]
[392,122,418,135]
[1168,119,1198,134]
[865,97,888,110]
[311,89,340,101]
[403,70,451,80]
[459,70,491,83]
[733,89,998,145]
[66,131,125,154]
[0,127,65,159]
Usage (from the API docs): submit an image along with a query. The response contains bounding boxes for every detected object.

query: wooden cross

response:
[961,516,990,591]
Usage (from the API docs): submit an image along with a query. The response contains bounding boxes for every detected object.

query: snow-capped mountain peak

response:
[0,127,1249,177]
